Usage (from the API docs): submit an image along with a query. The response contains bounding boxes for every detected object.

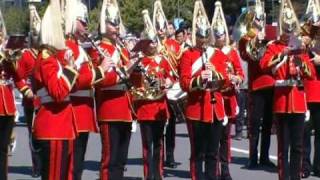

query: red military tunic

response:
[32,48,78,139]
[66,39,104,133]
[89,39,133,122]
[16,49,38,108]
[304,51,320,103]
[239,35,275,91]
[133,55,171,121]
[0,59,27,116]
[221,46,245,119]
[260,41,314,113]
[179,47,228,122]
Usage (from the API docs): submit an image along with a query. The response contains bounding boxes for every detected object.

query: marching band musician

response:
[259,1,314,179]
[179,0,229,179]
[152,0,182,169]
[237,0,276,169]
[212,2,244,180]
[63,0,106,179]
[32,0,79,179]
[132,9,173,180]
[88,0,134,179]
[301,0,320,178]
[14,5,42,177]
[0,10,32,180]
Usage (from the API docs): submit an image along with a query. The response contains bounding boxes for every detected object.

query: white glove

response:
[222,116,229,126]
[64,49,75,68]
[235,106,240,116]
[305,110,310,122]
[131,120,137,133]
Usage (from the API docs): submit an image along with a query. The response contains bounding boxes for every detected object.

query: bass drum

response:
[166,82,187,101]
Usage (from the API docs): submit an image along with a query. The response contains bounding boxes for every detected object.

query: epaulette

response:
[41,49,51,59]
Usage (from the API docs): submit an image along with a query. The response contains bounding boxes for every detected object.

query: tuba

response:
[233,0,267,61]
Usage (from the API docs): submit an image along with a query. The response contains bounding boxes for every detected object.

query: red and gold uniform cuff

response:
[62,66,78,90]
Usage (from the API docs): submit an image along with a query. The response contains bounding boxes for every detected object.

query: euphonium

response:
[130,61,166,101]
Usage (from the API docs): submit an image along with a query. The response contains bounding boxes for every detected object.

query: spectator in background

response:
[234,43,248,140]
[167,21,176,39]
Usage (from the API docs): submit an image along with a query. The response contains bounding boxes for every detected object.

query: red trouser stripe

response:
[100,123,111,180]
[159,136,164,176]
[186,121,196,180]
[141,125,149,178]
[276,121,285,180]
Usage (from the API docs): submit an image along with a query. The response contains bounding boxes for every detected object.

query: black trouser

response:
[219,123,232,177]
[187,120,223,180]
[276,114,304,180]
[24,107,41,175]
[73,132,89,180]
[0,116,14,180]
[248,88,273,163]
[38,140,74,180]
[302,103,320,173]
[236,89,248,136]
[140,121,165,180]
[165,100,182,163]
[100,122,132,180]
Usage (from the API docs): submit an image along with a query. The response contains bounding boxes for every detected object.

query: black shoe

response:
[164,161,180,168]
[246,160,259,169]
[31,171,40,178]
[233,134,243,141]
[301,170,311,179]
[260,160,276,168]
[220,174,233,180]
[314,171,320,177]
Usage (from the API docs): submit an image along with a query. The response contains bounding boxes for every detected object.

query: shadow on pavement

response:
[84,160,100,171]
[175,133,189,138]
[164,168,190,179]
[8,166,32,176]
[123,177,143,180]
[232,156,277,173]
[127,157,143,165]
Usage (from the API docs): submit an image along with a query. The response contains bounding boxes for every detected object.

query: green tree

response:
[2,7,28,34]
[119,0,194,34]
[119,0,151,34]
[88,1,102,32]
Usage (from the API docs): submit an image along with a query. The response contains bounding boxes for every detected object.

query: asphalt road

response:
[8,123,319,180]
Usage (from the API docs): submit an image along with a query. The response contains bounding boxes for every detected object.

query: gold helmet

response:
[40,0,66,50]
[211,1,229,45]
[0,9,7,48]
[192,0,212,46]
[100,0,122,34]
[141,9,158,42]
[278,0,300,35]
[152,0,168,35]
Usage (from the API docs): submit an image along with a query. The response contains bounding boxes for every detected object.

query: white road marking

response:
[231,147,278,161]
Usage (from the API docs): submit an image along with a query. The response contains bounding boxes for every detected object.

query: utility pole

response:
[177,0,180,18]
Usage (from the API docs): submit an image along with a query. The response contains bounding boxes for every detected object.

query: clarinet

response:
[116,37,158,87]
[80,33,131,85]
[201,46,216,104]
